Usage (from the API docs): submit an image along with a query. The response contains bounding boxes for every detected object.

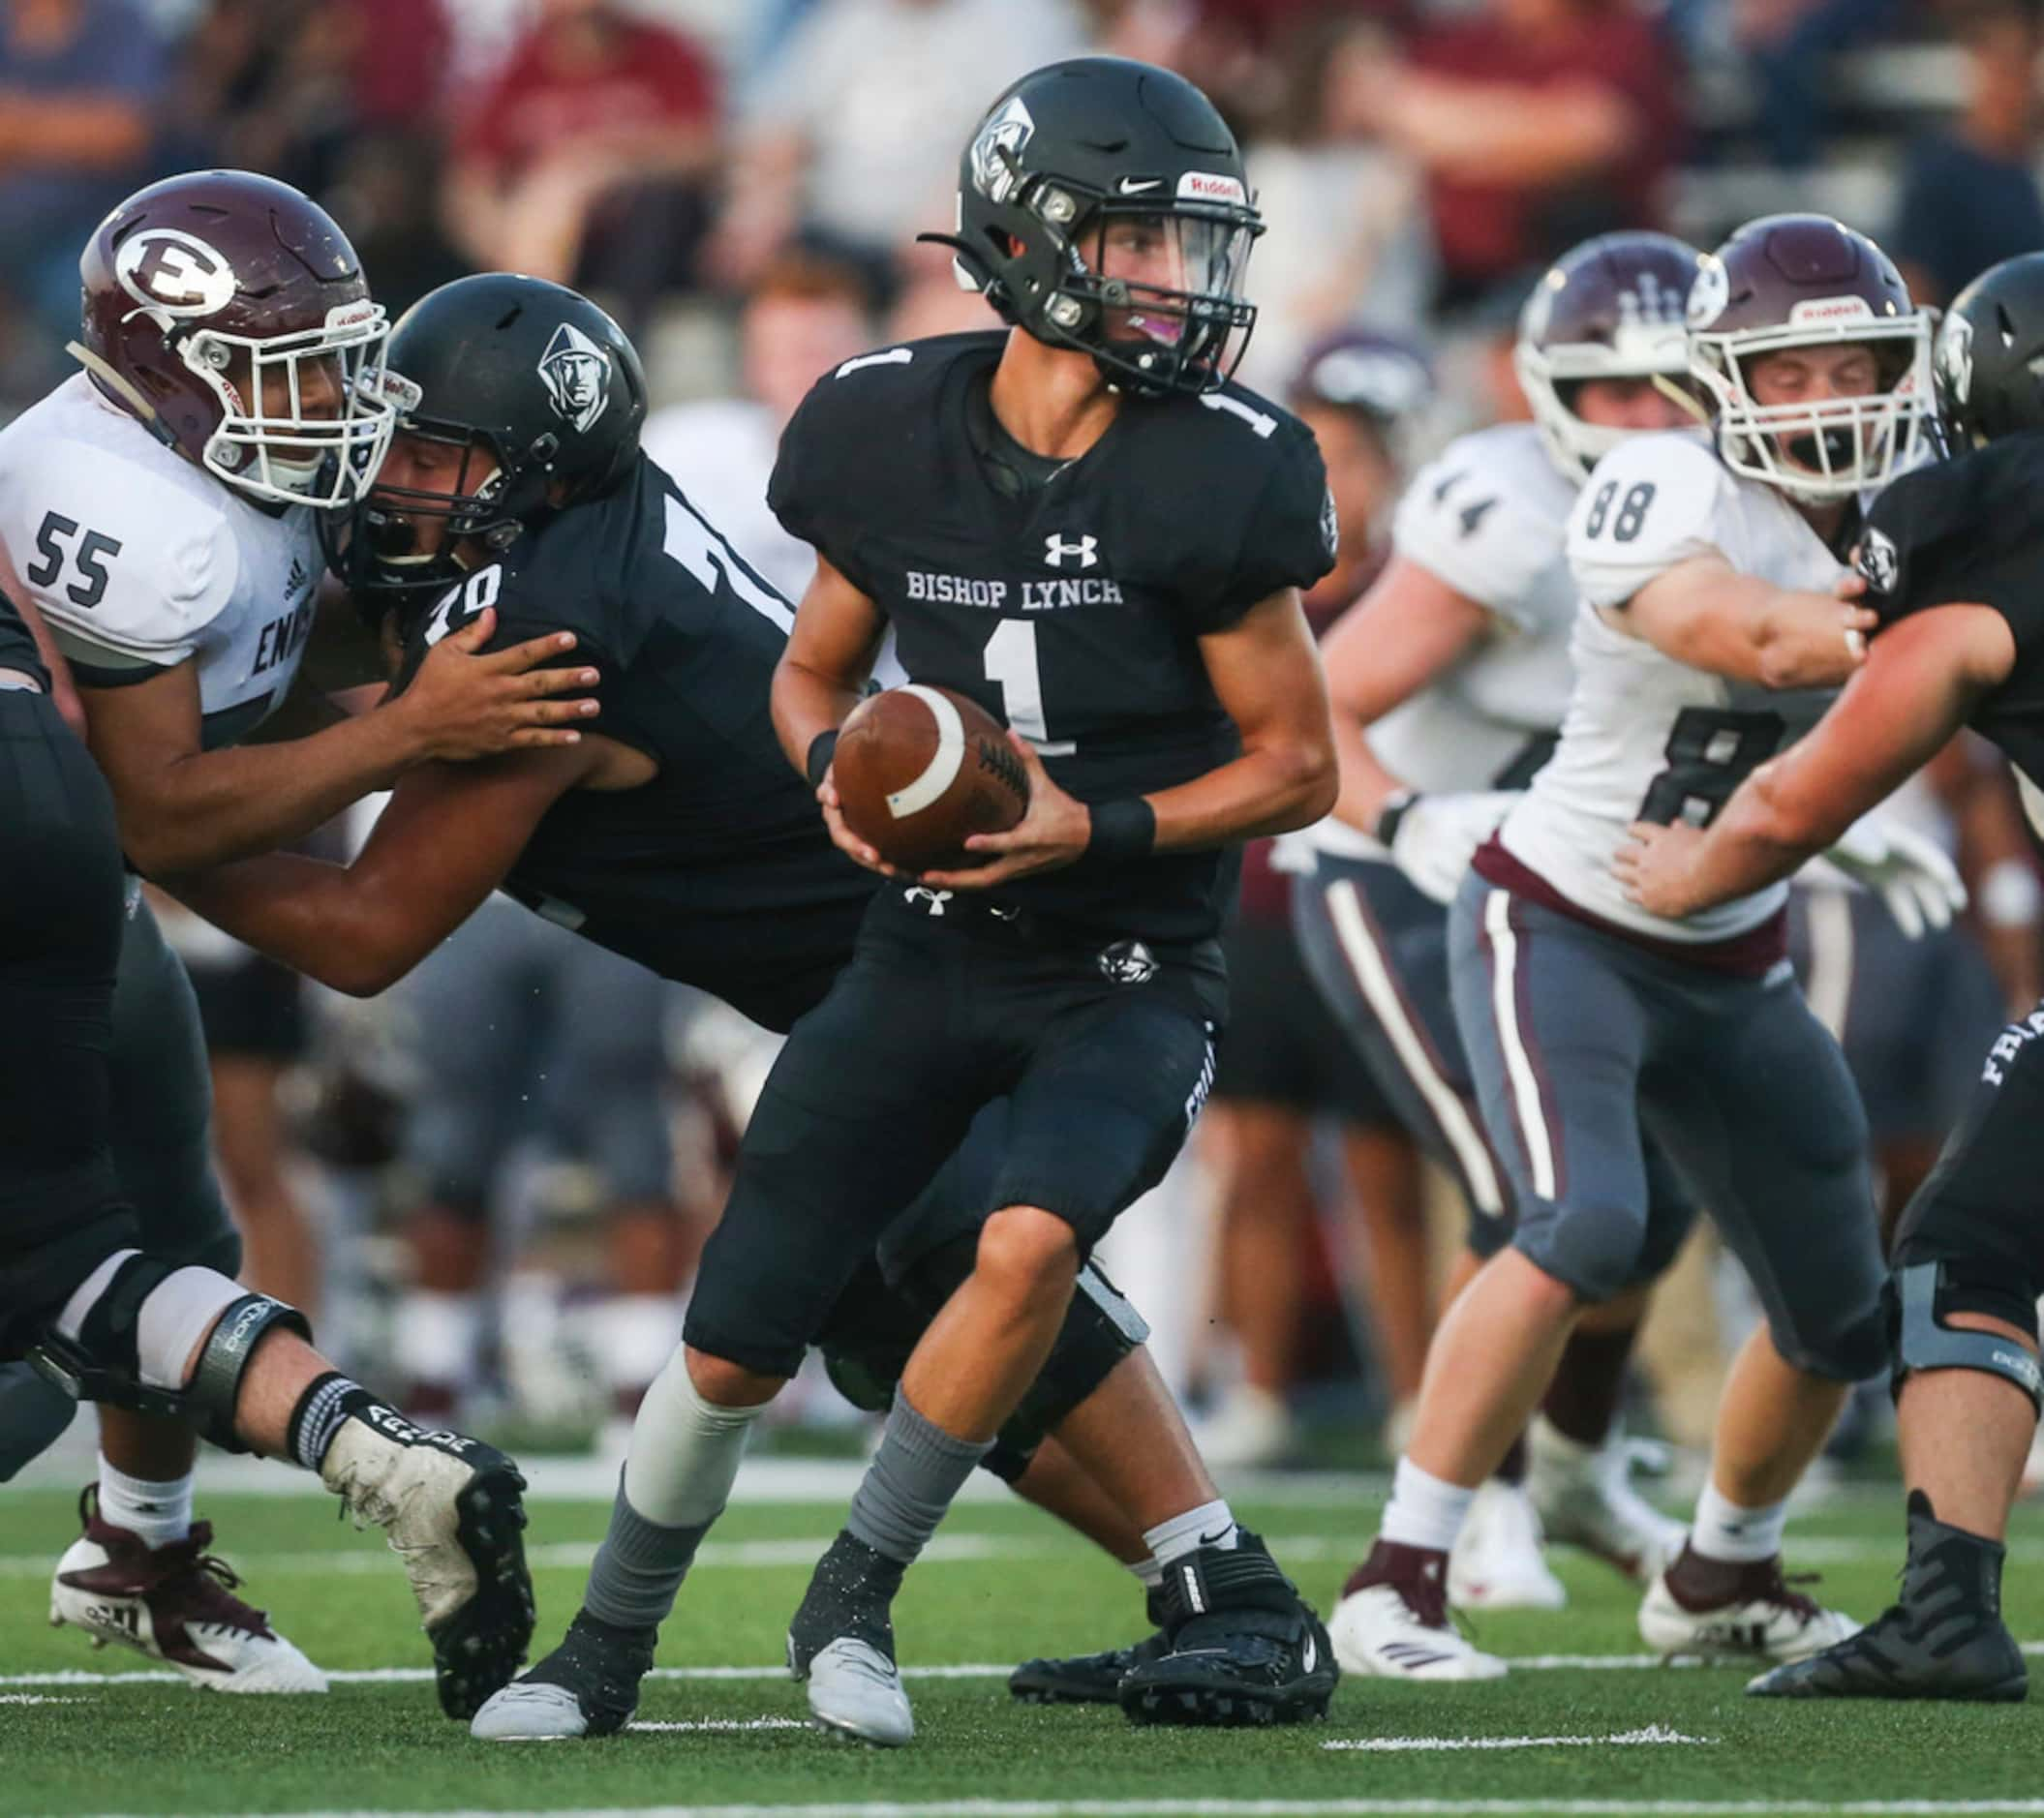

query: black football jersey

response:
[0,591,45,683]
[1859,434,2044,841]
[769,330,1335,945]
[400,454,873,1032]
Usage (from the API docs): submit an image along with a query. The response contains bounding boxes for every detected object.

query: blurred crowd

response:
[10,0,2044,1463]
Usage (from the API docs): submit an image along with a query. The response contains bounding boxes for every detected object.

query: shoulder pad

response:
[0,430,237,664]
[1393,424,1572,620]
[1568,432,1728,609]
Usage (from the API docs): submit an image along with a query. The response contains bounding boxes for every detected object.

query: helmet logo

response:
[536,321,611,433]
[115,228,235,318]
[1937,313,1973,405]
[1618,271,1684,326]
[1176,171,1247,205]
[1686,256,1729,328]
[1788,296,1875,325]
[970,95,1034,204]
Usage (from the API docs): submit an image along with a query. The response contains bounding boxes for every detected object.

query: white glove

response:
[1823,817,1968,940]
[1385,791,1523,904]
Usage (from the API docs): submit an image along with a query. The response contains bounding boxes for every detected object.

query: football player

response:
[1618,251,2044,1702]
[1332,214,1964,1681]
[163,261,1336,1741]
[1294,234,1702,1621]
[0,169,581,1705]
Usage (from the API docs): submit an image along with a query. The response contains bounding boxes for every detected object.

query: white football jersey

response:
[1498,431,1845,943]
[0,374,320,748]
[1308,421,1580,861]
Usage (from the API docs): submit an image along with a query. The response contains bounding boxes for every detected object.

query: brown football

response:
[832,684,1030,870]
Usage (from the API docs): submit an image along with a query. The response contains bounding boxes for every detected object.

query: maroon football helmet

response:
[1685,213,1931,500]
[1513,231,1704,478]
[77,169,394,508]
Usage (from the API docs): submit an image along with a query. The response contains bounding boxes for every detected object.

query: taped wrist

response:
[1086,797,1155,864]
[806,730,839,792]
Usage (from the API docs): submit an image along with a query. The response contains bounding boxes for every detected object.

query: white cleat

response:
[1449,1479,1567,1612]
[1527,1417,1688,1586]
[470,1681,590,1741]
[1328,1541,1508,1682]
[1639,1549,1862,1663]
[320,1405,534,1719]
[1194,1384,1296,1470]
[801,1636,915,1745]
[50,1488,326,1694]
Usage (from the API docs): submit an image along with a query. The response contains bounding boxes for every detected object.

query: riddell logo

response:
[1788,296,1875,324]
[1176,171,1246,204]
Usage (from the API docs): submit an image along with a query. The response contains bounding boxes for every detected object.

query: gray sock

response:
[583,1473,714,1631]
[845,1386,991,1566]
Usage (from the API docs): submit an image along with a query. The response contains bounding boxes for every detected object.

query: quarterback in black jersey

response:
[1619,253,2044,1704]
[175,266,1341,1740]
[688,55,1337,1742]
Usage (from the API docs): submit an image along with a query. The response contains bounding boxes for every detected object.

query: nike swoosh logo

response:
[1303,1636,1318,1673]
[1196,1528,1232,1547]
[1116,178,1163,195]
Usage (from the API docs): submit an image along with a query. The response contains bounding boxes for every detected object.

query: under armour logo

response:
[1044,532,1098,570]
[904,886,955,917]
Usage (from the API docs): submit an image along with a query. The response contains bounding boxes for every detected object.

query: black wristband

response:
[806,729,839,791]
[1374,789,1421,847]
[1086,797,1156,864]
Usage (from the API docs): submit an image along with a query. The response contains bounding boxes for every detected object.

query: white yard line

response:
[1325,1726,1711,1752]
[626,1719,811,1735]
[76,1801,2044,1818]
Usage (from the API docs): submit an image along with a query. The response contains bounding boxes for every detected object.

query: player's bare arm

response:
[84,607,599,876]
[923,587,1336,891]
[1612,551,1876,690]
[771,551,899,876]
[1321,556,1494,831]
[1617,604,2016,918]
[164,736,622,996]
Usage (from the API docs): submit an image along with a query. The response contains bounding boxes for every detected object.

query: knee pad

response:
[27,1253,310,1450]
[1886,1259,2042,1413]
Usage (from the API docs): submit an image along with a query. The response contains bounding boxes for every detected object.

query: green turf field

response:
[5,1478,2042,1816]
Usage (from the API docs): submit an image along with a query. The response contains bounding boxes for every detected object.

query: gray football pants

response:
[1448,874,1887,1382]
[0,888,240,1478]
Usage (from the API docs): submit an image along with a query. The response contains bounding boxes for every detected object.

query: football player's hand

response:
[1773,588,1878,685]
[1389,791,1521,904]
[1823,816,1968,940]
[919,734,1089,890]
[394,609,600,761]
[1614,819,1710,920]
[815,765,904,880]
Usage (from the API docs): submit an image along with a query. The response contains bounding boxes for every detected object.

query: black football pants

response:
[684,885,1218,1379]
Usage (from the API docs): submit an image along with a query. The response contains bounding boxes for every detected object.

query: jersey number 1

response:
[983,620,1074,755]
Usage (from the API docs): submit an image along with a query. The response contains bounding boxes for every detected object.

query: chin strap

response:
[66,342,181,450]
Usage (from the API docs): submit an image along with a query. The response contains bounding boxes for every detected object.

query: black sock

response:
[287,1372,374,1473]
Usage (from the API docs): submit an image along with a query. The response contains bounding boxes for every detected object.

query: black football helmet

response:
[1936,252,2044,447]
[332,271,647,605]
[924,56,1263,397]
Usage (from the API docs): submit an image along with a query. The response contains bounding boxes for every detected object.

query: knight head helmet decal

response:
[537,320,612,434]
[969,94,1034,205]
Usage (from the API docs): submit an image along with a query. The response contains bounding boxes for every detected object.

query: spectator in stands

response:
[1326,0,1682,313]
[1235,15,1433,395]
[0,0,167,396]
[1889,0,2044,306]
[711,0,1084,291]
[641,247,881,604]
[442,0,719,329]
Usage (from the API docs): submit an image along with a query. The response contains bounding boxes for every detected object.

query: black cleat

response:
[1011,1591,1172,1705]
[1118,1530,1339,1728]
[1749,1493,2028,1704]
[471,1611,657,1740]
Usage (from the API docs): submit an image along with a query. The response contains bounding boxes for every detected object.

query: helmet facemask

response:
[1513,321,1696,479]
[1690,314,1934,502]
[183,300,397,509]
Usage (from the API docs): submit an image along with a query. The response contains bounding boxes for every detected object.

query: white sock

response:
[1129,1555,1165,1590]
[393,1290,483,1397]
[97,1458,194,1551]
[1689,1480,1786,1564]
[622,1348,768,1528]
[1380,1456,1478,1553]
[596,1294,684,1395]
[1142,1498,1239,1566]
